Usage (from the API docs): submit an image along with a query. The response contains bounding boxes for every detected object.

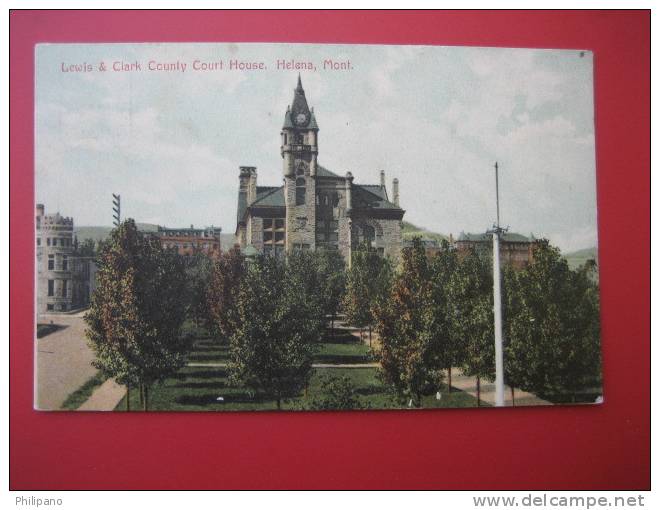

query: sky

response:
[36,43,597,252]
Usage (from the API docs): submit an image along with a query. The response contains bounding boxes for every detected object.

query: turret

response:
[281,75,319,178]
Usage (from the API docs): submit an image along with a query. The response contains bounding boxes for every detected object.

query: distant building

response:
[235,76,405,262]
[35,204,96,313]
[403,237,446,258]
[455,231,538,269]
[153,225,222,258]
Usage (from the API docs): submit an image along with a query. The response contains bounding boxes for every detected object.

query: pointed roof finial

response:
[296,73,303,92]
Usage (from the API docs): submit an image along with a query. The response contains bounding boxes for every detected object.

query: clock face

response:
[295,113,307,125]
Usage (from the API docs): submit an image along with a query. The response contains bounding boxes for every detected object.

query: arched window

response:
[296,177,306,205]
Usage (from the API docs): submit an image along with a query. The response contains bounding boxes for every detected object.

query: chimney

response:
[248,170,257,205]
[345,172,354,212]
[36,203,44,217]
[380,170,386,189]
[240,166,258,206]
[392,178,399,207]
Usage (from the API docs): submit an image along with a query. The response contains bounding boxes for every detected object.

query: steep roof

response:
[316,164,342,179]
[237,186,284,225]
[291,75,310,117]
[358,184,390,202]
[250,186,285,208]
[352,184,400,210]
[282,75,318,130]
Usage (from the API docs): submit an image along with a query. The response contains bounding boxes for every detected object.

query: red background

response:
[10,10,650,490]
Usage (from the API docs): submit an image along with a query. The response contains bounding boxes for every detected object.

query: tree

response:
[343,244,392,345]
[315,249,346,338]
[229,253,322,409]
[206,247,245,341]
[503,240,601,402]
[449,248,494,405]
[181,249,214,327]
[85,219,189,410]
[428,240,463,391]
[374,237,444,407]
[307,374,364,410]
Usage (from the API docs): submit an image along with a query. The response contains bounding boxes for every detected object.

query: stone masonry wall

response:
[249,216,264,251]
[285,160,316,251]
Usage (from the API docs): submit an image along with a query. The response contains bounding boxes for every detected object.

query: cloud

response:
[36,43,597,252]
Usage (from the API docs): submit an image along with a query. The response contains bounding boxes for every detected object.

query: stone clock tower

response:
[281,75,320,251]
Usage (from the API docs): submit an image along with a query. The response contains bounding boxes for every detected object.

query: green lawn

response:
[60,371,107,410]
[314,342,372,364]
[113,322,482,411]
[185,338,372,365]
[36,323,67,339]
[114,364,481,412]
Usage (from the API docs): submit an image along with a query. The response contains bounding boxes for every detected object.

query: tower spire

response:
[296,73,303,92]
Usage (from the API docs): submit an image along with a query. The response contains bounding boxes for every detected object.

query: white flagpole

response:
[492,162,505,407]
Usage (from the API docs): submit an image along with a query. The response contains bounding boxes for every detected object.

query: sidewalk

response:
[77,378,126,411]
[35,311,96,410]
[450,368,551,406]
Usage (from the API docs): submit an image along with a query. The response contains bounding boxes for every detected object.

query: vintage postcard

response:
[34,43,601,411]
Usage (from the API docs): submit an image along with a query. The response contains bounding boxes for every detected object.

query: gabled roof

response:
[316,164,342,179]
[358,184,390,203]
[237,186,285,225]
[251,186,285,208]
[352,184,400,210]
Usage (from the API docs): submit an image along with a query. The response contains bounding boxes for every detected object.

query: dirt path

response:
[35,311,96,410]
[77,378,126,411]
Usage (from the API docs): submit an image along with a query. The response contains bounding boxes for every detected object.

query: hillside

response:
[563,247,598,270]
[401,221,448,243]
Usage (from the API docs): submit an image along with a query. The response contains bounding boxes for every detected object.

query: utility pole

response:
[490,162,506,407]
[112,193,121,227]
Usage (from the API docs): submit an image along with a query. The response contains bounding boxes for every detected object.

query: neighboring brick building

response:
[235,76,405,263]
[455,231,538,269]
[153,225,222,258]
[35,204,96,313]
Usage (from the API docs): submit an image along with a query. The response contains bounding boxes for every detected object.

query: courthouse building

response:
[235,76,405,262]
